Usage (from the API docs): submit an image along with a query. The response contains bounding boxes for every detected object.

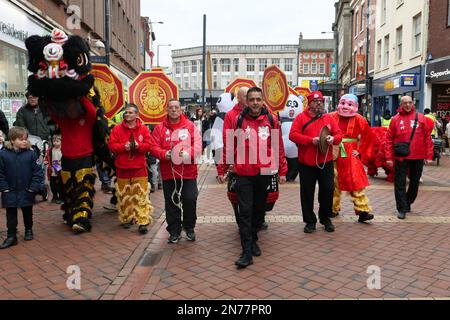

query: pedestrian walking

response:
[109,104,154,234]
[289,91,343,234]
[385,96,434,219]
[149,99,202,244]
[218,87,287,269]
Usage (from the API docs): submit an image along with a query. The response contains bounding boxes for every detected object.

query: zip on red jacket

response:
[289,111,343,166]
[221,108,288,177]
[109,118,152,171]
[149,114,202,181]
[385,106,434,161]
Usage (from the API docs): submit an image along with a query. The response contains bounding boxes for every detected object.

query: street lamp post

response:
[364,0,371,119]
[157,44,171,67]
[322,29,339,109]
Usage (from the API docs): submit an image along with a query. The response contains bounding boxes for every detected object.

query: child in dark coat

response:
[0,127,44,249]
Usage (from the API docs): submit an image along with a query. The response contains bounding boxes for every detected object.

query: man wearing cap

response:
[289,91,343,233]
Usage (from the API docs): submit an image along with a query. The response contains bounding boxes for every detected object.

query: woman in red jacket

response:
[109,104,153,234]
[149,99,202,244]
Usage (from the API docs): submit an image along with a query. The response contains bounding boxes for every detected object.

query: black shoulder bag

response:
[393,112,418,157]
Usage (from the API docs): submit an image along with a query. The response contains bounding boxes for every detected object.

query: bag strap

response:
[302,114,322,133]
[237,107,274,129]
[408,112,419,144]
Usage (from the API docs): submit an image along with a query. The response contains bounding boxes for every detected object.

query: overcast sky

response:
[141,0,336,67]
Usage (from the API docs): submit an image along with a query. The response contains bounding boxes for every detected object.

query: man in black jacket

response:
[15,93,53,141]
[0,110,9,137]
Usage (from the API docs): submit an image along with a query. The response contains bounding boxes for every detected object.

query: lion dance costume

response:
[25,28,114,233]
[330,94,374,223]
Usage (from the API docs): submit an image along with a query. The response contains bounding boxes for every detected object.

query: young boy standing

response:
[0,127,44,249]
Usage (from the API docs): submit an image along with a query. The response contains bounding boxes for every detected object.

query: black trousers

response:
[163,179,198,236]
[235,175,271,255]
[50,175,63,200]
[394,159,424,213]
[286,157,300,181]
[299,161,334,225]
[6,206,33,237]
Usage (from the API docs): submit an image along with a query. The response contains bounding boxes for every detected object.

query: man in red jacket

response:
[289,91,343,234]
[109,104,153,234]
[218,87,287,269]
[149,99,202,243]
[385,96,433,219]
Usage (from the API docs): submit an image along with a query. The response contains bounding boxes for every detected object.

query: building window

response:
[184,77,189,89]
[381,0,387,25]
[311,63,317,74]
[285,59,293,72]
[319,63,325,74]
[319,53,326,59]
[183,61,189,74]
[311,54,317,59]
[259,58,268,72]
[272,58,280,67]
[303,63,310,74]
[199,60,203,74]
[413,13,422,54]
[448,0,450,26]
[384,35,390,67]
[360,5,364,32]
[234,58,239,72]
[396,26,403,61]
[191,60,197,73]
[247,59,255,72]
[175,63,181,75]
[377,40,382,69]
[212,59,217,72]
[355,11,359,34]
[221,59,230,72]
[303,54,310,59]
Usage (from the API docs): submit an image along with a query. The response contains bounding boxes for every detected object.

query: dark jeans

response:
[394,159,424,213]
[6,206,33,237]
[235,175,271,255]
[299,161,334,225]
[50,175,63,200]
[286,157,300,181]
[163,179,198,236]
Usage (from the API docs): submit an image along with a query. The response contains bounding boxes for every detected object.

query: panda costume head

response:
[279,95,303,121]
[216,92,235,115]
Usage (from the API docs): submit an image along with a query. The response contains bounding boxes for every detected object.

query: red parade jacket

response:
[289,111,343,166]
[221,109,288,177]
[385,106,434,162]
[149,114,202,181]
[109,118,152,171]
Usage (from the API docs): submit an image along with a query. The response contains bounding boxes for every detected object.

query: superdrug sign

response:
[426,58,450,83]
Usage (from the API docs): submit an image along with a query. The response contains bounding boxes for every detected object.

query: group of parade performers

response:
[17,28,397,259]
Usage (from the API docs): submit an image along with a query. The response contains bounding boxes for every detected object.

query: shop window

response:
[0,43,28,127]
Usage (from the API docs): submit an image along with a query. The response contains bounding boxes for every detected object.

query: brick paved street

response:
[1,156,450,300]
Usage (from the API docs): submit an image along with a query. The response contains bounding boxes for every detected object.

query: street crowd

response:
[0,85,442,269]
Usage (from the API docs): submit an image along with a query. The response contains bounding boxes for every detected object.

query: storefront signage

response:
[401,75,417,87]
[426,58,450,83]
[0,1,50,50]
[0,21,28,42]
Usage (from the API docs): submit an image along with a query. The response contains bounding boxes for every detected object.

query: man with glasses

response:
[385,96,433,219]
[289,91,343,234]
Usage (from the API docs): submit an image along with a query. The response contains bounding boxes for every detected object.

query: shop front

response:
[371,66,423,126]
[0,0,50,127]
[426,57,450,122]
